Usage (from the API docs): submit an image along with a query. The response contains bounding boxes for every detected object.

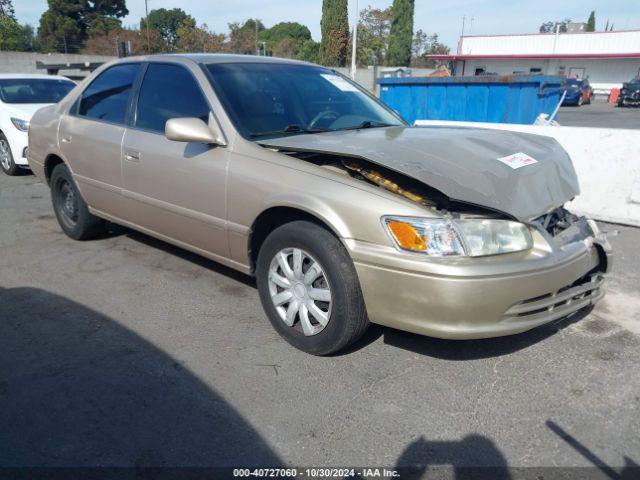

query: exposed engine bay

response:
[278,149,508,220]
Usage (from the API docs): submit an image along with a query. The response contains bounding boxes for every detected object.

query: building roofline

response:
[428,53,640,60]
[460,28,640,40]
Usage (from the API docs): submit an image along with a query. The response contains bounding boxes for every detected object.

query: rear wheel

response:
[0,133,19,176]
[256,220,369,355]
[50,163,105,240]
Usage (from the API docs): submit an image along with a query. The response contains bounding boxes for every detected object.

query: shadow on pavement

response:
[546,420,639,480]
[395,434,511,479]
[380,307,594,360]
[0,286,280,467]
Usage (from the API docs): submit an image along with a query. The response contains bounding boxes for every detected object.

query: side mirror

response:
[165,113,226,146]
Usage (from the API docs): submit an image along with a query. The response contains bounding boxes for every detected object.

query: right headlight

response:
[382,216,533,257]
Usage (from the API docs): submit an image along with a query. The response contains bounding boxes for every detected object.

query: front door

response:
[59,63,141,217]
[121,62,229,258]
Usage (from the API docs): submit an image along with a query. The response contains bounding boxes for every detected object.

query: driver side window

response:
[134,63,210,134]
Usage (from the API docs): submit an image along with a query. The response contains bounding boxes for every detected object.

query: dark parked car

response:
[618,78,640,107]
[562,78,593,106]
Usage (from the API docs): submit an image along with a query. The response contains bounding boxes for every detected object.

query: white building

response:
[430,30,640,94]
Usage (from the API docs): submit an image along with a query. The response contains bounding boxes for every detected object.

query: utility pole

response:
[144,0,151,53]
[350,0,358,80]
[255,20,259,55]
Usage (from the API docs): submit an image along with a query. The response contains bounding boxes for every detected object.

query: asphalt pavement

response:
[556,100,640,129]
[1,171,639,473]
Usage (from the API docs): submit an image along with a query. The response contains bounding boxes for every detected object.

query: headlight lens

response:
[10,117,29,132]
[382,216,533,257]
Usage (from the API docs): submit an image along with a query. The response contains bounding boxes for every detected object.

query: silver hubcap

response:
[268,248,332,336]
[0,140,11,170]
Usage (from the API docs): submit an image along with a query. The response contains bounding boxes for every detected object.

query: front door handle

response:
[124,151,141,162]
[61,136,72,143]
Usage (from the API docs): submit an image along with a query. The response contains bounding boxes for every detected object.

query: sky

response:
[13,0,640,50]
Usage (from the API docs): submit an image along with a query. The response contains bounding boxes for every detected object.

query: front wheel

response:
[0,133,19,176]
[256,221,369,355]
[50,163,105,240]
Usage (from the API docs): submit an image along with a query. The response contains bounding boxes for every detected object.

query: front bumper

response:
[7,130,29,166]
[348,229,610,340]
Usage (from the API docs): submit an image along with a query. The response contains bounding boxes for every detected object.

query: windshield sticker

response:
[320,74,360,92]
[497,152,539,170]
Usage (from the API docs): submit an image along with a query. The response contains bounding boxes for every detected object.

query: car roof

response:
[121,53,317,67]
[0,73,73,81]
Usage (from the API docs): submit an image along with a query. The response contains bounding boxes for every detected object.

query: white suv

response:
[0,74,75,175]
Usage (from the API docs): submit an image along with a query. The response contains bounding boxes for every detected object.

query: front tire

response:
[50,163,105,240]
[0,133,19,176]
[256,221,369,355]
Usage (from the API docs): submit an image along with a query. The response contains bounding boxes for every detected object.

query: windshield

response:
[204,62,405,139]
[0,78,75,104]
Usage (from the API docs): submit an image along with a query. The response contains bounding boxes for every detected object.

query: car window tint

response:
[205,63,403,139]
[135,63,210,133]
[78,63,140,124]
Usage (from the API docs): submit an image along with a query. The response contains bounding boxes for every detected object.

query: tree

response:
[86,15,122,36]
[411,30,449,67]
[83,27,167,55]
[319,0,349,66]
[37,0,85,53]
[297,39,320,63]
[141,8,193,50]
[0,0,35,51]
[227,18,264,54]
[387,0,414,66]
[356,5,392,66]
[0,0,15,19]
[37,0,129,52]
[259,22,311,58]
[586,11,596,32]
[539,19,571,33]
[176,18,225,53]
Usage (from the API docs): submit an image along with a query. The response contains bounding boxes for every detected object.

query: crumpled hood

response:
[259,126,580,222]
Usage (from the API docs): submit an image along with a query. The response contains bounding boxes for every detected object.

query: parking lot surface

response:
[557,101,640,129]
[1,172,639,472]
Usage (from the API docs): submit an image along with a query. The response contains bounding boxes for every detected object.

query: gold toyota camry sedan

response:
[28,54,612,355]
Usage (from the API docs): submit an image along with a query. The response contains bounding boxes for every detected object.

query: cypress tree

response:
[319,0,349,66]
[586,11,596,32]
[387,0,415,66]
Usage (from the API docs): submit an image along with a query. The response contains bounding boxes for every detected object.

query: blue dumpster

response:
[379,75,563,125]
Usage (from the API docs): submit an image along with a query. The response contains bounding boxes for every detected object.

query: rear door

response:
[121,62,229,258]
[59,63,141,218]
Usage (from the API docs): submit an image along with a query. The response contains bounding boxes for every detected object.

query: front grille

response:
[503,273,604,322]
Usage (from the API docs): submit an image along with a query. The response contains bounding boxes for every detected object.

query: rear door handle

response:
[124,151,141,162]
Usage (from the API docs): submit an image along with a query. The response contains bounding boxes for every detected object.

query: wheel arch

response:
[248,203,350,273]
[43,153,66,184]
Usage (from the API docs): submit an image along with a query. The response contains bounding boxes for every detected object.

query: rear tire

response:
[0,133,19,176]
[50,163,105,240]
[256,220,369,355]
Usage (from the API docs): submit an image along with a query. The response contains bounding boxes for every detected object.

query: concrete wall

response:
[0,52,115,78]
[415,119,640,227]
[334,67,435,92]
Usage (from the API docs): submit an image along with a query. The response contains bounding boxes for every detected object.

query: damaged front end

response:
[276,149,508,220]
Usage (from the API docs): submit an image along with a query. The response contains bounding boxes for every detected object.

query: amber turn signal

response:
[386,221,427,252]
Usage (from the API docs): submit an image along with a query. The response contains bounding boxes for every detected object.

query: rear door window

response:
[78,63,140,124]
[134,63,210,134]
